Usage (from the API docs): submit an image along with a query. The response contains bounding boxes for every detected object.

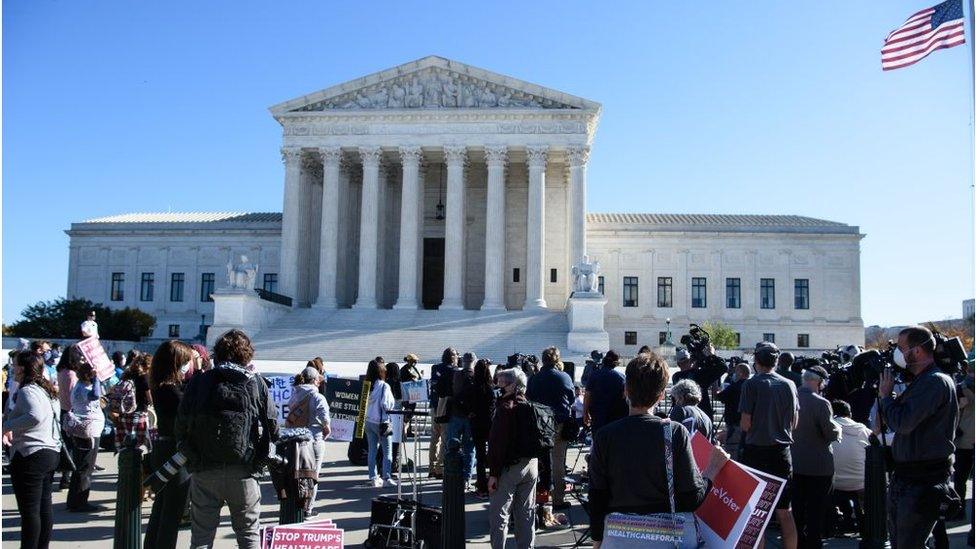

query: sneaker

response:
[383,478,397,487]
[363,478,381,488]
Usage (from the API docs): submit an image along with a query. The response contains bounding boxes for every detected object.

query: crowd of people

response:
[1,318,973,549]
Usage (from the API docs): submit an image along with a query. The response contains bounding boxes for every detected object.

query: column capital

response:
[444,144,468,166]
[398,145,423,166]
[281,147,303,165]
[484,144,508,165]
[318,146,343,166]
[358,146,383,166]
[567,145,590,167]
[526,145,549,167]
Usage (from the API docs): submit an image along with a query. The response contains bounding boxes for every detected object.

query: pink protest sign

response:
[76,337,115,381]
[261,520,341,549]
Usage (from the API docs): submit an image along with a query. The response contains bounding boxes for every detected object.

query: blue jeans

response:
[365,421,392,481]
[446,416,475,479]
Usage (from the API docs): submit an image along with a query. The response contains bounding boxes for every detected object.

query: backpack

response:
[106,379,137,422]
[191,371,262,467]
[515,401,556,458]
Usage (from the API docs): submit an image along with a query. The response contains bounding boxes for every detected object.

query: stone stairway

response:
[249,308,571,363]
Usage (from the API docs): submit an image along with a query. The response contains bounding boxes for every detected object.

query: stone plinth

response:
[207,288,290,346]
[566,292,609,353]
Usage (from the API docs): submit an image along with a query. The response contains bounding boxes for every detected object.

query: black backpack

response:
[192,371,262,467]
[515,401,556,459]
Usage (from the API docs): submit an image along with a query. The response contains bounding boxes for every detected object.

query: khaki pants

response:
[190,465,261,549]
[489,458,538,549]
[429,421,445,474]
[552,425,569,505]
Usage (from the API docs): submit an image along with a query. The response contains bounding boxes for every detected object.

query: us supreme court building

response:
[65,56,864,360]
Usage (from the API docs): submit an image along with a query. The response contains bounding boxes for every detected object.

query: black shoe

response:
[67,503,106,513]
[94,464,105,472]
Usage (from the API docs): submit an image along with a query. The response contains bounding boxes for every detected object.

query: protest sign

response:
[265,376,295,425]
[355,380,371,439]
[325,377,364,442]
[690,432,783,549]
[400,379,429,403]
[76,337,115,381]
[261,520,341,549]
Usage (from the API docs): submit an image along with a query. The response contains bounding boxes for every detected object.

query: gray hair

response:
[496,367,528,395]
[671,379,702,405]
[802,369,825,386]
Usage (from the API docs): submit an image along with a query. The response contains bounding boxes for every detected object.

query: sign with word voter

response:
[689,432,784,549]
[76,337,115,381]
[261,519,343,549]
[324,377,365,442]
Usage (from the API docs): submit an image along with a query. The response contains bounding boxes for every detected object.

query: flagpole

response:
[969,0,976,312]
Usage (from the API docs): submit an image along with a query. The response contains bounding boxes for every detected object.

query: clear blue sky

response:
[3,1,974,327]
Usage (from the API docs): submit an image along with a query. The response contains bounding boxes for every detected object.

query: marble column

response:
[567,145,590,267]
[525,145,549,309]
[482,145,508,310]
[314,146,342,308]
[441,145,467,310]
[394,146,423,309]
[353,146,382,309]
[278,147,303,302]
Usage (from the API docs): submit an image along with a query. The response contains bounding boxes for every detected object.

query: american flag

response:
[882,0,967,71]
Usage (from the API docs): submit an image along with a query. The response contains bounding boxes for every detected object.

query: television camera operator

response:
[674,324,732,420]
[878,325,960,548]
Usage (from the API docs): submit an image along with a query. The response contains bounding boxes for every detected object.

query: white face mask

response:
[893,348,908,368]
[180,362,192,375]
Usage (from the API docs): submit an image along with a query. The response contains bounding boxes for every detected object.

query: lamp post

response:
[665,317,673,346]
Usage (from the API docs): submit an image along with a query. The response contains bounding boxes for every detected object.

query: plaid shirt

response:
[114,411,153,452]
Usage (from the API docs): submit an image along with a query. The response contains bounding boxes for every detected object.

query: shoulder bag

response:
[602,419,702,548]
[49,398,75,472]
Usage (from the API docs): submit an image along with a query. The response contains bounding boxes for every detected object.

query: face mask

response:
[492,387,504,399]
[180,362,192,375]
[893,348,908,368]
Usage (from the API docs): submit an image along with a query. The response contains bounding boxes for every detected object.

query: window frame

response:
[622,276,639,308]
[110,272,125,302]
[691,277,707,308]
[140,272,154,302]
[168,324,180,338]
[263,273,279,293]
[763,332,775,343]
[170,272,185,302]
[624,331,638,345]
[598,276,605,295]
[794,278,810,310]
[797,333,810,348]
[657,276,673,308]
[760,278,776,309]
[200,272,215,302]
[726,277,741,309]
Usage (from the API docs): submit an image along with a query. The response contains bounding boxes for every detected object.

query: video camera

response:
[678,323,732,373]
[841,329,967,388]
[507,353,539,376]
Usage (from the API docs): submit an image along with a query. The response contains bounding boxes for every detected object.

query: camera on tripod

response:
[843,329,967,389]
[678,323,732,373]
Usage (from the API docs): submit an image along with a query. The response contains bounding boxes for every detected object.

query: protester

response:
[43,344,60,385]
[3,352,62,549]
[716,361,750,457]
[66,361,105,512]
[790,365,841,548]
[571,383,584,434]
[307,356,326,398]
[176,329,279,549]
[286,366,331,512]
[428,347,458,479]
[446,352,477,488]
[111,351,126,381]
[829,399,872,538]
[589,351,729,546]
[80,311,99,339]
[583,350,627,434]
[776,352,803,388]
[364,357,396,488]
[671,345,727,420]
[385,361,403,472]
[739,341,799,549]
[878,325,959,547]
[669,378,713,440]
[952,365,973,523]
[145,340,195,549]
[115,352,153,448]
[487,368,538,549]
[470,358,495,498]
[54,347,80,491]
[526,346,574,511]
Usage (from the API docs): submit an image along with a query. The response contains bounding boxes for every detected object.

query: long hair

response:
[474,359,493,388]
[150,340,194,390]
[385,362,401,384]
[56,344,82,372]
[365,357,386,383]
[123,352,152,382]
[18,351,57,400]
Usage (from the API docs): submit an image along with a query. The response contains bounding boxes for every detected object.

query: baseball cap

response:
[805,365,829,380]
[462,352,478,364]
[754,341,781,361]
[675,349,691,362]
[403,353,419,363]
[301,366,321,382]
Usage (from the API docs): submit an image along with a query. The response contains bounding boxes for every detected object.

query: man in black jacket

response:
[428,347,458,478]
[175,329,279,549]
[526,346,575,510]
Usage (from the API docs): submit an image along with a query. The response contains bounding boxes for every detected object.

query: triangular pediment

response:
[270,55,600,115]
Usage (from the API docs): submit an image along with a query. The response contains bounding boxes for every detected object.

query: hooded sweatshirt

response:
[287,384,331,441]
[830,416,872,491]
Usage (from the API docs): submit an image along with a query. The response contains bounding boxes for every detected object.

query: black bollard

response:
[113,444,143,549]
[441,438,465,548]
[862,439,888,548]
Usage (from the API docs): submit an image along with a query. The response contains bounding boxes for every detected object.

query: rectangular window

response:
[726,277,741,309]
[513,268,520,283]
[168,324,180,338]
[625,331,637,345]
[691,277,707,308]
[170,272,185,302]
[200,272,215,302]
[140,272,154,302]
[550,268,557,283]
[760,278,775,309]
[110,272,125,301]
[659,331,667,345]
[798,333,810,348]
[623,277,639,307]
[763,333,775,343]
[263,273,279,293]
[657,277,673,308]
[734,332,741,347]
[794,278,810,310]
[598,276,605,295]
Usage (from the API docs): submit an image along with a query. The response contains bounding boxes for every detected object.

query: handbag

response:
[63,410,95,439]
[602,419,702,548]
[51,400,76,472]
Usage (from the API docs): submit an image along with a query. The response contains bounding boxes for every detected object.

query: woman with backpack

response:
[286,366,331,512]
[3,351,62,548]
[470,358,495,499]
[111,353,152,450]
[66,361,105,512]
[144,340,194,549]
[364,357,395,488]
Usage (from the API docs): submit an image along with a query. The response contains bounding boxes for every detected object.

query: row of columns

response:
[280,144,590,310]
